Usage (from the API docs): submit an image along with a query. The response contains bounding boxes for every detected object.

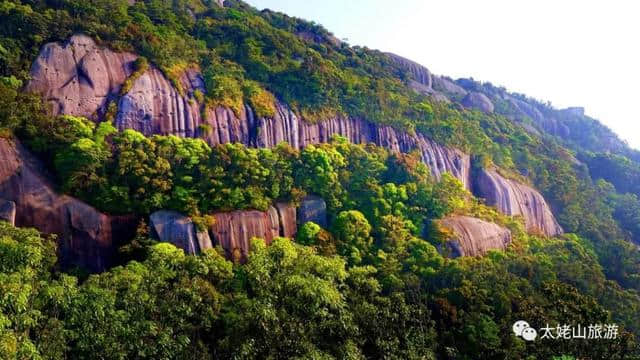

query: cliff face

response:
[439,215,512,257]
[149,210,212,255]
[22,35,566,265]
[209,203,296,260]
[27,36,472,188]
[255,103,472,187]
[297,196,327,228]
[0,137,136,271]
[116,67,205,137]
[474,169,563,236]
[386,53,434,95]
[26,34,136,120]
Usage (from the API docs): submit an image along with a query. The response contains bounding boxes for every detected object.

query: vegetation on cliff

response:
[1,0,640,358]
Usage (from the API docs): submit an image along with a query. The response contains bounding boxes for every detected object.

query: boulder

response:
[298,196,327,228]
[439,216,512,257]
[0,137,137,271]
[461,92,494,113]
[474,169,563,236]
[26,34,136,119]
[149,210,212,255]
[0,199,16,225]
[432,76,468,97]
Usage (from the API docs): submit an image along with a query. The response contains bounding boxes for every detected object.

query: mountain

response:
[1,0,639,358]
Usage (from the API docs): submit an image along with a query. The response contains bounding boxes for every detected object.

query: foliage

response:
[2,0,640,358]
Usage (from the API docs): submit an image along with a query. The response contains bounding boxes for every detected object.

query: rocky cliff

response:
[116,66,205,137]
[474,169,563,236]
[386,53,434,95]
[23,35,565,259]
[26,34,136,120]
[210,203,296,260]
[0,137,136,271]
[439,215,512,257]
[27,35,472,188]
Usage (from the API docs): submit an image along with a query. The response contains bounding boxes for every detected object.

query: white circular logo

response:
[512,320,530,337]
[522,327,538,341]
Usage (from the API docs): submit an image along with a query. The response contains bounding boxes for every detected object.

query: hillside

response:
[1,0,640,358]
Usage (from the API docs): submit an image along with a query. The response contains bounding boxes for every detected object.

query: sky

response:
[246,0,640,149]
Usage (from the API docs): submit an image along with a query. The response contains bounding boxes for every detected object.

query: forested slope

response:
[1,0,640,358]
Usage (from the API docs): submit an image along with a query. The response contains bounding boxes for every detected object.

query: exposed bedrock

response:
[116,67,205,137]
[26,35,564,244]
[461,92,494,113]
[474,169,563,237]
[26,34,136,119]
[254,103,472,187]
[27,36,471,188]
[0,199,16,225]
[209,203,296,260]
[386,53,433,93]
[432,76,468,97]
[0,138,137,271]
[149,210,212,255]
[297,196,328,228]
[439,215,512,257]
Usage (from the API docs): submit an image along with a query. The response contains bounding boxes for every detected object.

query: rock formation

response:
[461,92,494,113]
[25,35,564,249]
[432,76,468,97]
[386,53,433,94]
[255,103,472,187]
[210,203,296,260]
[439,216,512,257]
[0,137,136,271]
[297,196,328,228]
[26,34,136,120]
[0,199,16,225]
[474,169,563,236]
[149,210,212,255]
[27,36,472,188]
[116,67,205,137]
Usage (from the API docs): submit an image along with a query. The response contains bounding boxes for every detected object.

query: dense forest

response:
[1,0,640,359]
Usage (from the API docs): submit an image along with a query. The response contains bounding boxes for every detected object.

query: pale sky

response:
[246,0,640,149]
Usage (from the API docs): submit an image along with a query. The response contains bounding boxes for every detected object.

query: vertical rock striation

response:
[255,103,472,187]
[116,67,205,137]
[386,53,434,94]
[474,169,563,236]
[25,35,565,256]
[209,203,296,260]
[27,36,472,187]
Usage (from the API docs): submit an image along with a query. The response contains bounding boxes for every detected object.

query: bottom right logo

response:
[512,321,619,341]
